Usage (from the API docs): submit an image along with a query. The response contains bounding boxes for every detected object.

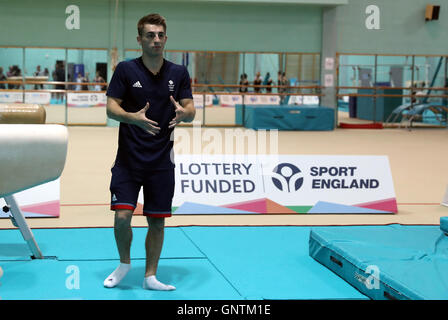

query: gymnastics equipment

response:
[310,224,448,300]
[386,103,448,127]
[441,217,448,235]
[0,117,68,259]
[442,185,448,207]
[0,104,46,124]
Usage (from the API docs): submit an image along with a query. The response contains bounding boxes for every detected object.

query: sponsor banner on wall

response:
[25,92,51,104]
[303,95,320,105]
[260,95,281,105]
[67,92,107,107]
[288,95,320,105]
[192,94,214,108]
[135,155,397,215]
[288,95,304,105]
[219,94,243,107]
[243,95,280,105]
[193,94,204,108]
[0,91,23,103]
[243,95,261,105]
[0,179,60,218]
[205,94,214,107]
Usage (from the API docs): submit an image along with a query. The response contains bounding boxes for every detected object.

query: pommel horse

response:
[0,104,68,259]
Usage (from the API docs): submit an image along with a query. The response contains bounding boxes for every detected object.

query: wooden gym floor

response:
[1,123,447,229]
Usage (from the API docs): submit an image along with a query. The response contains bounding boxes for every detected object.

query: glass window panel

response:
[194,51,241,92]
[164,51,195,83]
[243,53,279,94]
[0,47,24,90]
[67,49,108,91]
[24,48,65,94]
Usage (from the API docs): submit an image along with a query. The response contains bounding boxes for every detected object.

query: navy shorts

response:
[110,164,174,218]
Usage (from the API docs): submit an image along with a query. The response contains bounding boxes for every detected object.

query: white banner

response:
[205,94,214,107]
[219,94,243,107]
[266,95,281,105]
[193,94,204,108]
[288,95,304,105]
[0,91,23,103]
[193,94,214,107]
[165,155,396,214]
[67,92,106,107]
[0,179,60,218]
[303,95,320,105]
[244,95,280,105]
[25,92,51,104]
[244,95,262,105]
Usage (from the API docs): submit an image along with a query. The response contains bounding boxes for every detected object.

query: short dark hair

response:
[138,13,167,36]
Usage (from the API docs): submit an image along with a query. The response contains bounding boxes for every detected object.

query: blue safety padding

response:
[309,225,448,300]
[235,105,335,131]
[0,258,243,300]
[235,104,276,125]
[441,217,448,234]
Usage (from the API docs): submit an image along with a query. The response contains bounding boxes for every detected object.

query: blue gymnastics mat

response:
[0,259,242,300]
[0,226,367,300]
[0,227,204,261]
[309,224,448,300]
[182,226,367,300]
[235,105,335,131]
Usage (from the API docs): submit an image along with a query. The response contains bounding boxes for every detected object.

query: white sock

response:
[143,275,176,291]
[103,263,131,288]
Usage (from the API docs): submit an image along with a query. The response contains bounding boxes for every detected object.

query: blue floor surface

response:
[0,226,367,300]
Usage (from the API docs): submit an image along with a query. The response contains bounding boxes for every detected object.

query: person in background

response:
[14,66,23,90]
[54,62,66,103]
[0,67,6,89]
[239,73,249,93]
[280,72,288,104]
[94,71,105,91]
[253,71,262,93]
[82,72,90,91]
[75,73,83,91]
[43,68,49,90]
[263,72,273,93]
[6,66,15,89]
[277,71,283,94]
[34,65,45,89]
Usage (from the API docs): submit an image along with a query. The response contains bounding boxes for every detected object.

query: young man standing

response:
[104,13,195,290]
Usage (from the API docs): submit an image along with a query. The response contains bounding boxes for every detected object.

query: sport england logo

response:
[271,163,304,192]
[168,80,175,92]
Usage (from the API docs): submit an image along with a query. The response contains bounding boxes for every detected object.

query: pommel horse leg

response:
[3,195,43,259]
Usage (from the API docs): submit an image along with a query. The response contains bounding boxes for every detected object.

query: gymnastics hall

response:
[1,0,448,302]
